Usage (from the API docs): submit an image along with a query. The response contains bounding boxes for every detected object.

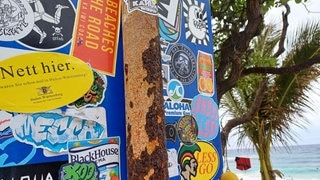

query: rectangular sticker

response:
[71,0,121,76]
[67,137,120,180]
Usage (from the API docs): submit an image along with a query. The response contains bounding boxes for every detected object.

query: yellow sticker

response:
[0,52,94,113]
[193,141,220,180]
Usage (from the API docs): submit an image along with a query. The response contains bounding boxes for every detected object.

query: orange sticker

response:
[71,0,121,76]
[197,51,214,96]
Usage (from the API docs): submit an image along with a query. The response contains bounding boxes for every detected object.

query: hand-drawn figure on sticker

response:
[0,0,24,27]
[27,0,68,44]
[183,0,209,45]
[178,143,201,180]
[188,5,206,40]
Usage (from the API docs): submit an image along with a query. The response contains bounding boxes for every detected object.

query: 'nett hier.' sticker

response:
[0,52,93,113]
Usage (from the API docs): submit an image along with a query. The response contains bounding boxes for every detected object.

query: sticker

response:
[0,161,67,180]
[177,143,201,180]
[10,113,105,152]
[167,148,179,178]
[0,46,30,60]
[183,0,209,46]
[0,0,34,41]
[19,0,76,50]
[69,71,107,109]
[197,51,214,96]
[0,52,93,113]
[0,111,13,138]
[164,79,192,117]
[71,0,121,76]
[160,38,171,62]
[165,123,177,142]
[177,115,198,145]
[191,94,219,140]
[124,0,157,15]
[194,141,220,179]
[166,79,184,101]
[158,0,181,43]
[65,107,107,130]
[177,141,220,180]
[0,137,37,167]
[164,99,191,117]
[60,161,99,180]
[162,64,170,89]
[68,137,120,180]
[168,44,196,84]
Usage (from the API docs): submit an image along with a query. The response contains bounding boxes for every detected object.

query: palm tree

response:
[221,22,320,180]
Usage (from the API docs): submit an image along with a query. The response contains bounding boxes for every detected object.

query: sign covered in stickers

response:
[0,0,126,179]
[158,0,223,179]
[0,0,223,179]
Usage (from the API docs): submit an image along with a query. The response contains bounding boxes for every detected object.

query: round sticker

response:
[191,94,219,140]
[0,0,34,41]
[18,0,76,50]
[177,115,198,145]
[168,44,196,85]
[0,52,93,113]
[193,141,220,179]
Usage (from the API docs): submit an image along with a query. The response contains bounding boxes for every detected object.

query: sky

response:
[266,0,320,146]
[225,0,320,148]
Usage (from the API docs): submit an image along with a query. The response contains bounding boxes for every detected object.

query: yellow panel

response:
[0,52,93,113]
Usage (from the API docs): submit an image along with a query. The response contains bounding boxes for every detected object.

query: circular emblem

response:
[193,141,220,179]
[177,115,198,145]
[191,94,219,140]
[17,0,76,50]
[168,44,196,84]
[0,0,34,41]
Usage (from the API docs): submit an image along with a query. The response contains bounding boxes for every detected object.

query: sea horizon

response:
[225,143,320,180]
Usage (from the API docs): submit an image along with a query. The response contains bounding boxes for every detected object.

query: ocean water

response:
[225,144,320,180]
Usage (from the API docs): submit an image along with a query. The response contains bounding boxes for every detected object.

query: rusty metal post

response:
[121,2,168,179]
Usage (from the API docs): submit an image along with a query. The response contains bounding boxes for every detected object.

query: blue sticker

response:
[10,113,105,152]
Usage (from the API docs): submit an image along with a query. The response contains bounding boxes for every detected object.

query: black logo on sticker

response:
[177,115,198,145]
[183,0,209,46]
[168,44,196,84]
[18,0,75,50]
[166,123,177,142]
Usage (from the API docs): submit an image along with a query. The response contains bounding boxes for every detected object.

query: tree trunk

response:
[258,150,269,180]
[257,147,275,180]
[122,4,168,180]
